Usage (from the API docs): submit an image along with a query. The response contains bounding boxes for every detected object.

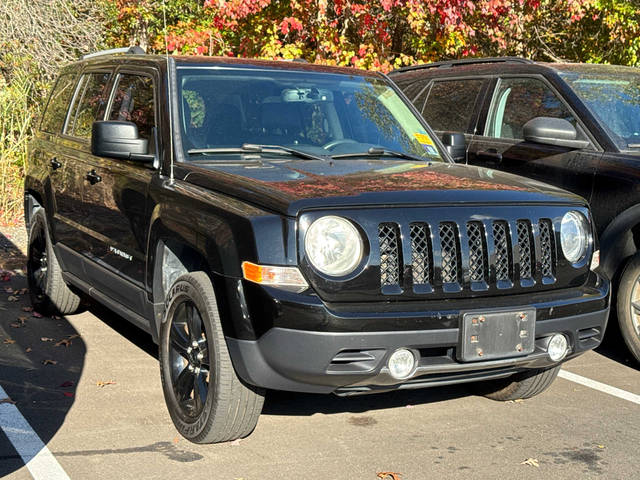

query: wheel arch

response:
[599,204,640,283]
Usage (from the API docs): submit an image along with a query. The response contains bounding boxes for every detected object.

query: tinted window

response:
[486,77,579,140]
[109,74,155,141]
[422,80,484,133]
[65,72,112,139]
[177,68,443,161]
[40,74,77,134]
[560,70,640,151]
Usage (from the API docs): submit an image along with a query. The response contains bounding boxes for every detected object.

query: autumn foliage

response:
[106,0,640,72]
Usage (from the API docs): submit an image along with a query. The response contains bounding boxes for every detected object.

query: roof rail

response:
[390,57,535,74]
[81,46,145,60]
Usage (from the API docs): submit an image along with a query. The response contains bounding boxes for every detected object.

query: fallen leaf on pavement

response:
[55,338,71,348]
[21,306,33,312]
[96,380,116,387]
[40,337,54,342]
[173,437,180,444]
[60,381,74,388]
[62,392,74,397]
[377,472,402,480]
[229,439,242,446]
[1,271,12,282]
[597,445,605,449]
[3,338,15,344]
[42,359,58,366]
[4,287,13,293]
[25,347,32,353]
[9,322,24,328]
[17,288,28,295]
[521,458,540,468]
[67,334,80,340]
[0,397,16,404]
[7,295,19,302]
[32,312,43,318]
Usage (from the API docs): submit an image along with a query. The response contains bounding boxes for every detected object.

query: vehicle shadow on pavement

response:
[0,231,86,477]
[595,314,640,370]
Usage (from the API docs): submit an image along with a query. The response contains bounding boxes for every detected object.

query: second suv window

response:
[486,77,579,140]
[40,74,77,134]
[422,80,485,133]
[65,72,112,139]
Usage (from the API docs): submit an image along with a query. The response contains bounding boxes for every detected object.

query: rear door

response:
[79,69,158,314]
[398,76,490,158]
[467,76,600,202]
[54,69,114,271]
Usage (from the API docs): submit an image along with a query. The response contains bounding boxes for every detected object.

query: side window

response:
[40,74,77,134]
[422,80,485,133]
[486,77,582,140]
[65,72,112,139]
[108,74,156,142]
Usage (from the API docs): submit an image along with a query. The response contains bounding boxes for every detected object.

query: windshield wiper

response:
[331,147,428,162]
[188,144,328,162]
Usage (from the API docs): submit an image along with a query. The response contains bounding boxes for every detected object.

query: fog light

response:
[388,348,416,379]
[547,334,569,362]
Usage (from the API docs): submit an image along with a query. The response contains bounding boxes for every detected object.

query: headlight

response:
[304,216,363,276]
[560,211,589,263]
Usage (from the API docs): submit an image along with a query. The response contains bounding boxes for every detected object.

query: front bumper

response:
[227,276,610,395]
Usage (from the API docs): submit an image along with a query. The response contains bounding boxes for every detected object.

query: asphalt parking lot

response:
[0,232,639,480]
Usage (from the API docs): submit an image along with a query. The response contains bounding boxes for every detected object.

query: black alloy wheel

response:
[167,300,210,418]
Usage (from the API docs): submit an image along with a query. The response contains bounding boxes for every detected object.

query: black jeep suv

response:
[390,57,640,362]
[26,49,609,444]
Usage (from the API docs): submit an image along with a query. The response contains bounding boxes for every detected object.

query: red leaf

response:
[62,392,74,397]
[60,381,74,388]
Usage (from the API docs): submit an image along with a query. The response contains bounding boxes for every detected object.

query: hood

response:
[181,159,585,216]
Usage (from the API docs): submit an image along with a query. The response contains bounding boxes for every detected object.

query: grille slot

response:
[410,223,432,285]
[539,219,555,279]
[378,223,401,287]
[466,222,486,282]
[517,220,533,280]
[492,221,511,282]
[439,222,459,284]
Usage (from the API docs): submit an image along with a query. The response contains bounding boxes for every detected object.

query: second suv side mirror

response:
[91,121,154,162]
[523,117,590,149]
[441,132,466,163]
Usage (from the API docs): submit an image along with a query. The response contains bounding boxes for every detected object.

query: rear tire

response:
[478,365,561,401]
[27,208,81,315]
[159,271,264,444]
[615,253,640,363]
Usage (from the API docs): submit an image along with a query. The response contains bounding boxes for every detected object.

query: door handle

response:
[50,157,62,170]
[477,149,503,164]
[86,169,102,185]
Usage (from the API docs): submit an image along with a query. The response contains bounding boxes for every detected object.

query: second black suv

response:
[26,50,609,444]
[391,57,640,362]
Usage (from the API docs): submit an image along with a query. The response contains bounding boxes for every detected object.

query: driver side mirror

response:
[91,121,154,162]
[441,132,466,163]
[523,117,590,149]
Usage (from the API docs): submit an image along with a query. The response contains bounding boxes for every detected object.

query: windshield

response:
[560,70,640,151]
[176,66,443,161]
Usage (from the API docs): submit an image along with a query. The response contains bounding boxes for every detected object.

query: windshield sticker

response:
[414,132,434,145]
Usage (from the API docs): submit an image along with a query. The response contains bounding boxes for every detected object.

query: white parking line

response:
[559,369,640,405]
[0,385,70,480]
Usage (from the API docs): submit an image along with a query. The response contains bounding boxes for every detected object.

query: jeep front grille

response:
[376,217,556,293]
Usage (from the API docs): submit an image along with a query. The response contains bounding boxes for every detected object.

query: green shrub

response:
[0,73,36,225]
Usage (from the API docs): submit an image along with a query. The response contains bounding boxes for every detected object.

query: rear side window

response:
[108,74,156,141]
[422,79,485,133]
[65,72,112,139]
[40,74,77,134]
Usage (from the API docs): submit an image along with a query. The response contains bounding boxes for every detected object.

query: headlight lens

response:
[304,216,363,276]
[560,211,589,263]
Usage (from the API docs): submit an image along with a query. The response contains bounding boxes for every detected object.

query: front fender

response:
[599,203,640,280]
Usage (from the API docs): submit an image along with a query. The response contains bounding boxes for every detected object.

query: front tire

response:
[27,208,81,315]
[159,272,264,444]
[477,365,561,401]
[615,253,640,363]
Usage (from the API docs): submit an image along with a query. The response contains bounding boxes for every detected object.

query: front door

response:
[80,71,158,314]
[467,76,600,203]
